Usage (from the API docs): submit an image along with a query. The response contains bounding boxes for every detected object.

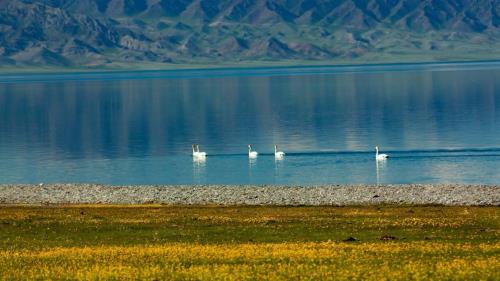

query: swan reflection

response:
[376,158,387,186]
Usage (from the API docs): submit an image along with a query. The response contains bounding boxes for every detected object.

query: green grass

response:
[2,55,500,74]
[0,205,498,249]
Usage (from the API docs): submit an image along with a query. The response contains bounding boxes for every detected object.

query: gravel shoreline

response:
[0,184,499,206]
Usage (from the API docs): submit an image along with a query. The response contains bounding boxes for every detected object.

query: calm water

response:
[1,62,499,184]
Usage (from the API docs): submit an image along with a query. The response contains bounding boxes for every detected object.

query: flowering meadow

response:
[0,206,498,280]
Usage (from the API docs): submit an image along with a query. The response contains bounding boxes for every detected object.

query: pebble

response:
[0,184,498,205]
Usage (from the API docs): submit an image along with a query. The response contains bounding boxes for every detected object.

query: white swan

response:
[274,145,285,159]
[248,145,258,158]
[375,146,389,160]
[192,144,206,158]
[196,145,207,157]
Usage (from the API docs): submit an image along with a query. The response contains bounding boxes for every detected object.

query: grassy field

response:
[1,57,500,74]
[0,205,498,280]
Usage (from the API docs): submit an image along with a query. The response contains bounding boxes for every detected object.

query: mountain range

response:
[1,0,500,69]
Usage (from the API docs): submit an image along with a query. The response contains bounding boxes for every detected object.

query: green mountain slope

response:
[1,0,500,69]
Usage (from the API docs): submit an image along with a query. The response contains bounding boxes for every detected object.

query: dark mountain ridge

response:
[21,0,500,31]
[1,0,500,68]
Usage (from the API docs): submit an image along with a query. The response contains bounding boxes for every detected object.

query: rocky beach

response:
[0,184,498,206]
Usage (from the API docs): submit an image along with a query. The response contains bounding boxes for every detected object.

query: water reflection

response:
[192,157,206,184]
[1,68,499,158]
[248,157,257,182]
[0,64,499,184]
[376,159,387,186]
[248,157,257,166]
[274,157,285,181]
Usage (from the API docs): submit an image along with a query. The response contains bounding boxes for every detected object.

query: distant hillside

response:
[1,0,500,69]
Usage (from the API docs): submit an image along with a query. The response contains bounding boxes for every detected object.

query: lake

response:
[1,62,499,184]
